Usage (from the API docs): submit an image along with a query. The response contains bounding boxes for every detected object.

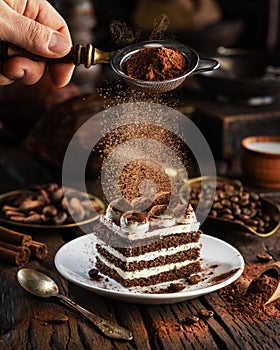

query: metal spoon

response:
[17,268,133,341]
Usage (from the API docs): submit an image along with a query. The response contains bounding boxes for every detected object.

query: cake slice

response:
[95,194,202,289]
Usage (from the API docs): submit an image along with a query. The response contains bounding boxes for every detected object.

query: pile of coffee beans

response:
[189,180,275,234]
[1,183,103,226]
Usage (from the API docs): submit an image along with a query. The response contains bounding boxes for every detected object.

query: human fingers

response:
[0,72,14,85]
[0,0,74,86]
[1,56,46,85]
[0,0,72,58]
[48,63,75,88]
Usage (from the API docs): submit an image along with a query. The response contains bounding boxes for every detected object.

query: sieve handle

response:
[0,41,114,67]
[193,58,220,74]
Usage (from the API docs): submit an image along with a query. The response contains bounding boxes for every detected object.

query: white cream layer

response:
[98,254,200,280]
[100,215,200,241]
[98,241,200,263]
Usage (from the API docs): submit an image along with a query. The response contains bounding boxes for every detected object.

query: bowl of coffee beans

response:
[0,183,105,228]
[180,176,280,237]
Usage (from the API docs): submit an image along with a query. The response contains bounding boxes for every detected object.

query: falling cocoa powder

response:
[124,47,187,81]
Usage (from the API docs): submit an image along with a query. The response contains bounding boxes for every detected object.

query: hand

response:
[0,0,74,87]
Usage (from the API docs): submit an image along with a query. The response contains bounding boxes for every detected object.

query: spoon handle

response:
[55,294,133,341]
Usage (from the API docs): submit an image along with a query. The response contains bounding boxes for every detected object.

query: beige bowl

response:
[241,135,280,189]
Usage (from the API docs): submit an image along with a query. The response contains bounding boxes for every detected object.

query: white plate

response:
[55,233,244,304]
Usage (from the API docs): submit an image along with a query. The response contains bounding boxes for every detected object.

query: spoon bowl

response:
[17,268,133,341]
[18,268,59,298]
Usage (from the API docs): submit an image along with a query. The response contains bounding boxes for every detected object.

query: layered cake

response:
[95,192,202,288]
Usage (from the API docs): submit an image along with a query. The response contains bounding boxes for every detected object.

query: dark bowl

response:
[195,48,280,101]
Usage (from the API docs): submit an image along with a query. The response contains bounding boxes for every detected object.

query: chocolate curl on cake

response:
[120,210,149,233]
[29,241,48,260]
[0,241,30,266]
[152,191,171,207]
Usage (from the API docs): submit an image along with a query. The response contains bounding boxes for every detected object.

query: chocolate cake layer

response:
[96,257,201,288]
[95,222,201,256]
[96,244,200,271]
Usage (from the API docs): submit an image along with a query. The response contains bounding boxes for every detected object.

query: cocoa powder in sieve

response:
[124,47,187,81]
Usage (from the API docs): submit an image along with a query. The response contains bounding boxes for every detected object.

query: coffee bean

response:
[42,205,58,217]
[234,219,244,225]
[221,199,231,207]
[213,202,223,210]
[230,196,239,203]
[221,214,235,220]
[233,207,241,216]
[9,215,25,222]
[242,208,251,216]
[182,315,199,324]
[24,213,42,224]
[199,309,214,318]
[240,198,250,206]
[245,219,258,226]
[53,211,68,225]
[250,192,259,201]
[186,274,201,285]
[88,268,100,279]
[221,208,232,215]
[256,253,273,262]
[168,283,185,292]
[238,214,250,221]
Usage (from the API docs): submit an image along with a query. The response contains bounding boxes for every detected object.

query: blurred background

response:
[0,0,280,188]
[50,0,280,53]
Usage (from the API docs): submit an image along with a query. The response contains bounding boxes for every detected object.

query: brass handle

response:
[0,41,115,67]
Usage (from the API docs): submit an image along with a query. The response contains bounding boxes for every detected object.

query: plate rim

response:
[54,233,245,303]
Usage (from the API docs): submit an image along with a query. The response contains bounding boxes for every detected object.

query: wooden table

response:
[0,119,280,350]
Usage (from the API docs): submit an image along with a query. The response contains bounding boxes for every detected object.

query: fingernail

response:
[48,33,70,54]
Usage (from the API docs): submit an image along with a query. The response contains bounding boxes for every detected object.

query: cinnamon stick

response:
[0,225,32,246]
[0,242,30,266]
[29,241,47,260]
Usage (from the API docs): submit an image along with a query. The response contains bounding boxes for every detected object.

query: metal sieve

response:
[0,40,219,93]
[111,40,219,93]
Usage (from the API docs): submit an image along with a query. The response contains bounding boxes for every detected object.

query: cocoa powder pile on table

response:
[124,47,187,81]
[219,263,280,320]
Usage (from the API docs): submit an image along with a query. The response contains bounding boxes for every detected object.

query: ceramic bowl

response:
[241,135,280,189]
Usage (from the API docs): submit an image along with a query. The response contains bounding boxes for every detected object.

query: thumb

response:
[1,9,71,58]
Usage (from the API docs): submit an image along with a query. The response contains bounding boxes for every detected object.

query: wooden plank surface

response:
[0,141,280,350]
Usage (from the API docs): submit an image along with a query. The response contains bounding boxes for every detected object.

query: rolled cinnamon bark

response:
[29,241,47,260]
[0,242,30,266]
[0,226,32,246]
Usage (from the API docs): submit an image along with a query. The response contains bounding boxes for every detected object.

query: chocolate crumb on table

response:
[124,47,187,81]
